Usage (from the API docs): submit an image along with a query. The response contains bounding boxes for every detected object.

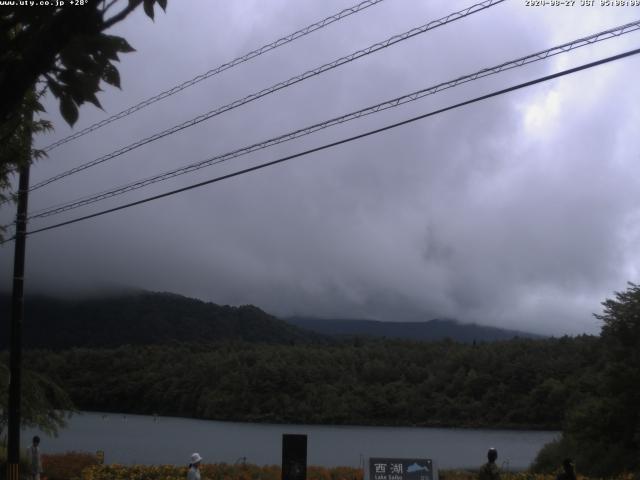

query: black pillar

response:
[282,434,307,480]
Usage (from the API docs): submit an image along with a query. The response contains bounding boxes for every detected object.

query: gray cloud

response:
[2,0,640,336]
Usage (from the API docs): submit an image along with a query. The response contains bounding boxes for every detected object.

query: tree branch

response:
[103,1,141,29]
[103,0,120,15]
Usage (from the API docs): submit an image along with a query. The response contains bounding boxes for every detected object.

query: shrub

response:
[530,437,576,474]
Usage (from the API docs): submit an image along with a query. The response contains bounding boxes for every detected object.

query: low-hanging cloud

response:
[2,0,640,336]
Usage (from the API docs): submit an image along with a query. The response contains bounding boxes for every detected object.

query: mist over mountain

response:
[2,290,543,350]
[286,317,543,343]
[0,291,318,349]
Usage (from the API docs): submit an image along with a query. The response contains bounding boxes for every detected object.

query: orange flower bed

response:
[82,464,363,480]
[31,460,629,480]
[42,452,101,480]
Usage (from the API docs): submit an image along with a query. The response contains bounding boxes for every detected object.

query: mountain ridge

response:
[1,290,543,349]
[285,316,543,342]
[0,291,319,349]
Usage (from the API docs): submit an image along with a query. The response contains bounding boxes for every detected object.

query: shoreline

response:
[72,410,561,433]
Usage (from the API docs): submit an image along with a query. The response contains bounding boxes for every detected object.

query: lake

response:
[24,412,558,470]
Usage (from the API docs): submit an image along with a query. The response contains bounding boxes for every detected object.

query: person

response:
[187,453,203,480]
[478,447,500,480]
[556,458,576,480]
[27,436,43,480]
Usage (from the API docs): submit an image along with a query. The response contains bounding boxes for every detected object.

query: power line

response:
[6,46,637,243]
[41,0,388,153]
[25,19,640,221]
[27,0,505,192]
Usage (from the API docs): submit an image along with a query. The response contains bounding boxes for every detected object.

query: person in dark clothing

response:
[478,448,500,480]
[556,458,576,480]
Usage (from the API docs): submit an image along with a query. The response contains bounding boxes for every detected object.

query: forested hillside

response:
[0,291,318,349]
[22,336,598,429]
[0,291,543,349]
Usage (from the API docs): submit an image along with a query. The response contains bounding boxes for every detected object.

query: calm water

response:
[24,412,558,470]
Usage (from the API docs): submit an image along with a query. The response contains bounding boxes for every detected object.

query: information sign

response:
[369,458,433,480]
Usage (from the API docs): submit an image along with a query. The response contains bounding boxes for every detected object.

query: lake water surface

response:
[25,412,558,470]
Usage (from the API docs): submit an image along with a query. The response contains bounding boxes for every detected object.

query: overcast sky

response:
[2,0,640,335]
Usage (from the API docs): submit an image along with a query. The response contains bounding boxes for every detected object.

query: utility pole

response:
[7,126,31,480]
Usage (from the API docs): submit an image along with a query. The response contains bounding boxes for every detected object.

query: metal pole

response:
[7,161,30,480]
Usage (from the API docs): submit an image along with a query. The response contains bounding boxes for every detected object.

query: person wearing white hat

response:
[187,453,203,480]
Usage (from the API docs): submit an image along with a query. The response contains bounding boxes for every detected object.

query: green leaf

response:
[60,95,79,126]
[58,69,77,87]
[85,91,103,110]
[94,35,120,61]
[100,35,135,57]
[63,75,87,105]
[31,148,48,161]
[102,63,121,89]
[60,39,95,71]
[113,35,135,53]
[46,79,63,98]
[143,0,155,19]
[68,72,102,106]
[33,100,45,113]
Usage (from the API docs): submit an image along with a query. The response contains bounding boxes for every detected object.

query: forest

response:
[2,284,639,476]
[20,336,596,429]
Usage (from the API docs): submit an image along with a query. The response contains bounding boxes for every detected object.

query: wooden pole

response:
[7,152,31,480]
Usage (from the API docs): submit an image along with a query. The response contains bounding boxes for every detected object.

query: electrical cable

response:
[25,19,640,221]
[41,0,389,153]
[27,0,505,192]
[1,45,634,244]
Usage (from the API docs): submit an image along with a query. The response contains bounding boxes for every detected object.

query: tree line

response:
[22,336,597,430]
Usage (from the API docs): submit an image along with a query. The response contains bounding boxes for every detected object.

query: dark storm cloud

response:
[2,0,640,335]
